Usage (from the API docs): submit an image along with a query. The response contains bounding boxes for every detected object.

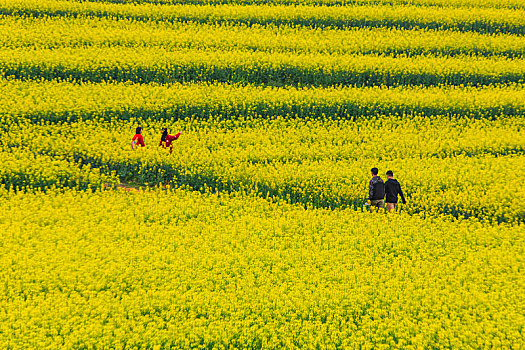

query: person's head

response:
[136,126,142,135]
[161,127,168,142]
[386,170,393,179]
[371,167,379,177]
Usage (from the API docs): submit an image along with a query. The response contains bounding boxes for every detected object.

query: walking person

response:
[384,170,406,213]
[159,127,181,154]
[131,127,145,149]
[368,167,385,211]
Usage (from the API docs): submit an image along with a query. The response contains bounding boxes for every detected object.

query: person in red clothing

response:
[159,127,181,154]
[131,127,145,149]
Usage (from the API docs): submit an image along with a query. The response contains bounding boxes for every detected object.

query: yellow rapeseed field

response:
[0,0,523,347]
[0,189,523,348]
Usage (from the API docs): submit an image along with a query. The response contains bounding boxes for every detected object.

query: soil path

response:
[114,181,170,192]
[118,183,140,192]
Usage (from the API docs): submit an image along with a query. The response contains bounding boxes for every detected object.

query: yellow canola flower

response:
[1,16,525,58]
[2,0,525,33]
[1,46,524,87]
[1,79,524,122]
[0,1,523,346]
[0,188,523,348]
[3,115,524,223]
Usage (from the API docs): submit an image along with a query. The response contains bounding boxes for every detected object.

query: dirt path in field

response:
[118,184,140,192]
[113,181,170,192]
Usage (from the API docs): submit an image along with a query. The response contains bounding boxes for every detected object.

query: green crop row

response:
[5,116,524,222]
[2,0,525,33]
[73,0,525,9]
[3,16,525,58]
[0,149,118,191]
[2,80,525,124]
[2,47,524,87]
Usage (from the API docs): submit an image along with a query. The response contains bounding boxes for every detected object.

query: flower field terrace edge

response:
[2,0,525,34]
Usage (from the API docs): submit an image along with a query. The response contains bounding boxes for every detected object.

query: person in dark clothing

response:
[384,170,406,212]
[368,167,385,211]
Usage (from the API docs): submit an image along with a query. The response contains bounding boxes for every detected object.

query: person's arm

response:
[398,183,406,204]
[369,180,374,200]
